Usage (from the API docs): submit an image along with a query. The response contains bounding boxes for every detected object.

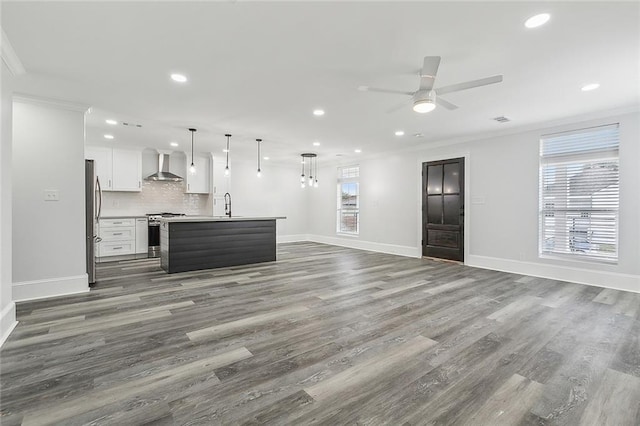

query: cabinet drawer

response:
[100,218,136,227]
[99,241,135,256]
[100,227,135,241]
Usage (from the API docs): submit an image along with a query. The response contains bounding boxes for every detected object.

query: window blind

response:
[337,165,360,234]
[539,124,619,261]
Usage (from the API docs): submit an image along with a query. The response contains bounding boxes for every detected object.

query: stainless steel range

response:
[147,213,185,258]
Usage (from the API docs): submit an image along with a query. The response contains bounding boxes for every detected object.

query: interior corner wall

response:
[307,156,420,257]
[12,99,88,301]
[1,61,16,344]
[308,110,640,293]
[227,158,309,241]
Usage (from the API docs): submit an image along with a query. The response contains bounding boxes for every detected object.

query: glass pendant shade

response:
[299,153,318,189]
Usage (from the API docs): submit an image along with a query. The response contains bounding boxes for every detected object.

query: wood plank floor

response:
[1,242,639,425]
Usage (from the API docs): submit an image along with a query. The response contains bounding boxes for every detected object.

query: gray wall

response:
[12,99,89,300]
[227,158,308,239]
[1,60,15,342]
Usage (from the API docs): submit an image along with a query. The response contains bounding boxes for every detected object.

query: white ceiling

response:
[3,1,639,163]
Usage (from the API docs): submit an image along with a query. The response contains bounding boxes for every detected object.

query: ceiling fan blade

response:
[359,86,414,96]
[435,75,503,96]
[419,56,441,91]
[436,97,458,110]
[386,100,410,114]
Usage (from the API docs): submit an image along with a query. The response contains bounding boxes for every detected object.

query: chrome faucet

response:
[224,192,232,218]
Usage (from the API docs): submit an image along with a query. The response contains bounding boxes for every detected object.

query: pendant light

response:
[188,128,197,174]
[300,153,317,189]
[256,139,262,178]
[224,134,231,176]
[314,156,319,188]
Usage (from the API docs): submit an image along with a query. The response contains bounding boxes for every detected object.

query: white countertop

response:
[160,216,286,223]
[100,215,147,219]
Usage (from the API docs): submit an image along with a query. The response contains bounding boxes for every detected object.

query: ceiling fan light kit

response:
[413,90,437,113]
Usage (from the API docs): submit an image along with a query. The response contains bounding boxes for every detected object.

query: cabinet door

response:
[135,218,148,254]
[186,155,211,194]
[212,157,229,195]
[85,146,113,190]
[112,149,142,192]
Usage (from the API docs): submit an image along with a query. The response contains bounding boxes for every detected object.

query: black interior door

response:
[422,158,464,261]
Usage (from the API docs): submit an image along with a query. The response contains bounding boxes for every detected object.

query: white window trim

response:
[538,123,619,264]
[337,165,360,235]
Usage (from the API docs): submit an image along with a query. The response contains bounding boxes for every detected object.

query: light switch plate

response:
[44,190,59,201]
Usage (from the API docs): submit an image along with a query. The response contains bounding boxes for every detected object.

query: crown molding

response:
[13,93,90,113]
[1,28,26,76]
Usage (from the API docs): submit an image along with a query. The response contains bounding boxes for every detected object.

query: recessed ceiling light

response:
[103,134,114,140]
[170,73,188,83]
[395,130,405,136]
[524,13,550,29]
[354,149,362,153]
[313,109,325,116]
[581,83,600,92]
[170,142,179,147]
[105,119,117,125]
[313,141,320,146]
[263,156,270,160]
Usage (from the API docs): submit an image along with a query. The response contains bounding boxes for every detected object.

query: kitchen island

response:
[159,216,285,273]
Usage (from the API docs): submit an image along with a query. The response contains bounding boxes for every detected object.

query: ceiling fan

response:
[359,56,503,113]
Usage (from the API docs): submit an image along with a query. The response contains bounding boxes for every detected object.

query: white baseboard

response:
[280,238,639,294]
[0,301,18,347]
[307,234,421,258]
[13,274,90,302]
[467,255,640,294]
[277,234,309,244]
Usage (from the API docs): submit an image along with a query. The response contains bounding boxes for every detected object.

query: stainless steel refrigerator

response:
[85,160,102,285]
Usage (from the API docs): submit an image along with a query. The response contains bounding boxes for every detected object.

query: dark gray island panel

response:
[160,219,277,273]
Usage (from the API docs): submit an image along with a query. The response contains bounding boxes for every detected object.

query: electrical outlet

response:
[44,190,59,201]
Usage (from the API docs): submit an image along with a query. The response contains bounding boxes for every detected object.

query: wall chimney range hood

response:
[145,153,183,182]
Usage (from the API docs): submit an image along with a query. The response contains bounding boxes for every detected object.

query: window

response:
[337,166,359,234]
[539,124,619,262]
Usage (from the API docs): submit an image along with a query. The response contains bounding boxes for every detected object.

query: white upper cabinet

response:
[185,154,211,194]
[85,146,113,190]
[112,149,142,191]
[85,146,141,192]
[212,157,229,196]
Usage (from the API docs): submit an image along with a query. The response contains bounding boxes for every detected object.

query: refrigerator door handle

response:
[96,176,102,220]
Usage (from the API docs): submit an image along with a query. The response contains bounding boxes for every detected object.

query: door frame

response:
[416,151,471,264]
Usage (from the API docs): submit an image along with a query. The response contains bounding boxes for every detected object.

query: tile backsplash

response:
[101,180,211,216]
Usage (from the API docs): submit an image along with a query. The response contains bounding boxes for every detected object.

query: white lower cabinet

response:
[98,217,147,260]
[99,241,136,257]
[135,218,148,254]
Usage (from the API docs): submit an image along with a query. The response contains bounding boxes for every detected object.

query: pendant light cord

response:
[188,128,197,172]
[225,134,231,169]
[257,139,261,172]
